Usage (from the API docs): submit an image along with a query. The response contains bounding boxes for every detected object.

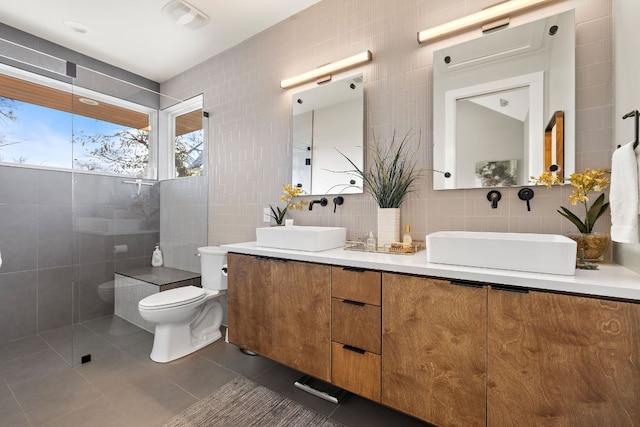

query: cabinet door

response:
[488,287,640,426]
[227,254,273,357]
[382,273,487,426]
[272,260,331,381]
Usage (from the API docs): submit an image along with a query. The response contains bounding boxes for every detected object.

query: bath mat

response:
[161,376,344,427]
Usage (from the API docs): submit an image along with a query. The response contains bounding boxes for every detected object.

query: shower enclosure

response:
[0,32,206,367]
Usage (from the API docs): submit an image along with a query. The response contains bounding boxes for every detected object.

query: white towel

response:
[610,141,640,243]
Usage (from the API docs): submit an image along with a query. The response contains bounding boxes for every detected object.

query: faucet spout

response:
[309,198,328,210]
[486,190,502,209]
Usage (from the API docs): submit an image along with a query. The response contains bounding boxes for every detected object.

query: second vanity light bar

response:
[417,0,556,44]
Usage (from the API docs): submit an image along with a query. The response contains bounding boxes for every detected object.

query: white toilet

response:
[138,246,227,363]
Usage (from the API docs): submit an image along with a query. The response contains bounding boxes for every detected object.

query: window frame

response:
[160,94,205,180]
[0,63,158,178]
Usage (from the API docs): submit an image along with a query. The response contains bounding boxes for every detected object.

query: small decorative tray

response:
[344,240,424,255]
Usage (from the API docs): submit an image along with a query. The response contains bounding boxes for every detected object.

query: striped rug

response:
[162,376,344,427]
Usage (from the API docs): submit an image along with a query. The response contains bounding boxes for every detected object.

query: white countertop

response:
[221,242,640,301]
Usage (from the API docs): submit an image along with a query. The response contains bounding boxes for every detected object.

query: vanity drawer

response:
[332,298,381,354]
[332,267,381,306]
[332,341,380,402]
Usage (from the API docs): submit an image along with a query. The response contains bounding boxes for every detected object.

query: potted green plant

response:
[532,168,611,261]
[340,130,422,247]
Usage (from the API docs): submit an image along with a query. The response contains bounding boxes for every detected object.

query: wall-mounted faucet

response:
[309,198,328,210]
[332,196,344,213]
[487,190,502,209]
[518,187,535,211]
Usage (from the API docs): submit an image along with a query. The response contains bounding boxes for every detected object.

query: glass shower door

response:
[70,65,162,365]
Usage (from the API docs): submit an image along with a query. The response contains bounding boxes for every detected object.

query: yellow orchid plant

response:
[532,168,611,234]
[270,184,307,225]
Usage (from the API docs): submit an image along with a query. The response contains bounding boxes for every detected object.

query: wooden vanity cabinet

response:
[227,253,331,381]
[227,253,274,358]
[488,286,640,426]
[331,267,382,402]
[381,273,487,427]
[229,252,640,426]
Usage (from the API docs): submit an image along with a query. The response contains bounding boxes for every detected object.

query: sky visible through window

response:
[0,97,147,176]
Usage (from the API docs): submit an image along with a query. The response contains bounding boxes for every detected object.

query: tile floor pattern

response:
[0,315,432,427]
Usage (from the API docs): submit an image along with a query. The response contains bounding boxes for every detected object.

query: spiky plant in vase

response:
[340,130,422,248]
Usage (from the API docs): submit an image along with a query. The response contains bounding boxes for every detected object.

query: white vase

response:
[377,207,400,249]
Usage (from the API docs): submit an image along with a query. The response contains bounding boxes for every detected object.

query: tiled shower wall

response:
[0,166,159,343]
[0,167,72,342]
[161,0,613,248]
[160,175,208,273]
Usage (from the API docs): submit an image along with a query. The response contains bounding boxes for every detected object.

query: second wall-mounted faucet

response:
[332,196,344,213]
[518,187,535,211]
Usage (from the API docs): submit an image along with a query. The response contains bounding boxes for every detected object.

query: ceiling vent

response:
[162,0,209,30]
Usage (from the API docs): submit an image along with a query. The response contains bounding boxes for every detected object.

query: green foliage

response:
[557,193,609,234]
[340,130,422,208]
[269,205,287,225]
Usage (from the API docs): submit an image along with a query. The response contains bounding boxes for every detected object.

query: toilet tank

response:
[197,246,228,291]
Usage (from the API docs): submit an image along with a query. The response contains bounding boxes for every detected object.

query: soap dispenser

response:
[151,244,164,267]
[403,225,413,245]
[366,231,376,252]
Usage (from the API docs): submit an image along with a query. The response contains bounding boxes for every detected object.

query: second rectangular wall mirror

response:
[432,9,575,190]
[291,74,364,195]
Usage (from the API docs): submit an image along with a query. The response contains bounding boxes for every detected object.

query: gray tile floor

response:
[0,315,431,427]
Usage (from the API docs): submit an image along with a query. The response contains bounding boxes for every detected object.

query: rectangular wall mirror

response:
[433,10,575,190]
[291,74,364,195]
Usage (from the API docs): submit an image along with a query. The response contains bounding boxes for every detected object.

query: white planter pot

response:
[377,207,400,249]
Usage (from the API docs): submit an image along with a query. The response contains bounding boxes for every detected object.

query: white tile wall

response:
[160,0,613,258]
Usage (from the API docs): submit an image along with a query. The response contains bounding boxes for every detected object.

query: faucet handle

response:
[332,196,344,213]
[517,187,535,211]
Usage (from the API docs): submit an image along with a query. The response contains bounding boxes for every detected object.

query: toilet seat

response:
[139,286,205,310]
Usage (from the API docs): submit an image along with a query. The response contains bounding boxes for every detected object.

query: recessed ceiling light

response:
[78,98,99,106]
[64,20,90,34]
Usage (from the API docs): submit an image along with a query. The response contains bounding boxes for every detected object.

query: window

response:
[0,66,157,177]
[164,95,204,178]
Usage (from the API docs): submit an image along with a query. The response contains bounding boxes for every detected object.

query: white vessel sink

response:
[256,226,346,252]
[426,231,577,275]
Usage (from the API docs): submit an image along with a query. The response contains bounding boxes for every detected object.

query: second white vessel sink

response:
[256,226,346,252]
[426,231,577,275]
